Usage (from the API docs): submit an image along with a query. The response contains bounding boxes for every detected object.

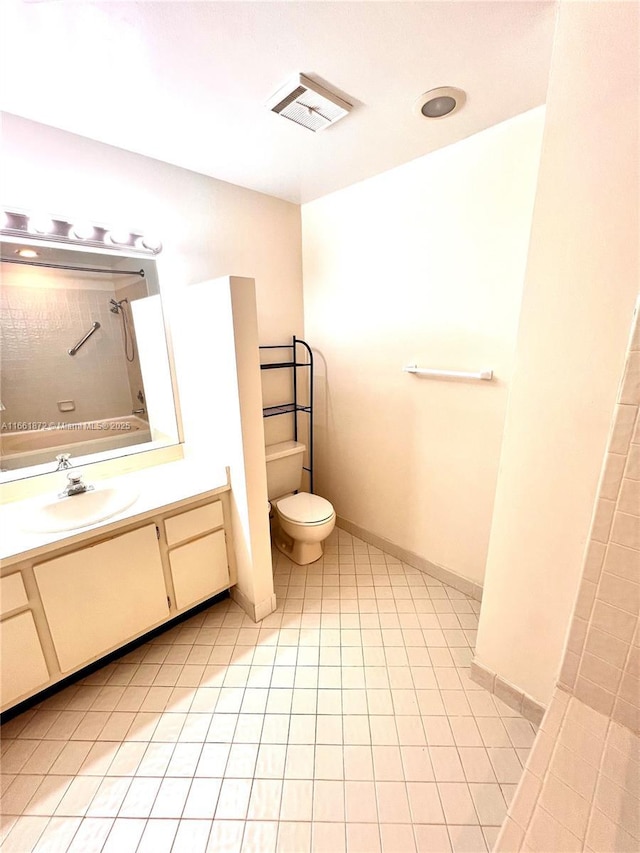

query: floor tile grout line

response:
[1,530,533,853]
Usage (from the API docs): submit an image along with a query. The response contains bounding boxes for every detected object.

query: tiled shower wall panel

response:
[495,689,640,852]
[1,280,132,427]
[494,303,640,852]
[559,304,640,732]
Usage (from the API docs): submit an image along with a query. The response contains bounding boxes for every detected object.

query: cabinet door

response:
[1,611,49,709]
[169,529,229,610]
[34,525,169,672]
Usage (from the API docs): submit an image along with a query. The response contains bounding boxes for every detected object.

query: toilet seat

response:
[276,492,334,525]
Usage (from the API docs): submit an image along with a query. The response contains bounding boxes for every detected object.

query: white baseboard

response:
[470,658,546,726]
[230,586,277,623]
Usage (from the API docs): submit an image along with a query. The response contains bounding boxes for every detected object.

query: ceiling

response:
[0,1,557,204]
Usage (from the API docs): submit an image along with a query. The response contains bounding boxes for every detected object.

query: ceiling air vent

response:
[266,73,352,132]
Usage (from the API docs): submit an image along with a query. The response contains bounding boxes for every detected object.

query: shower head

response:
[109,298,128,314]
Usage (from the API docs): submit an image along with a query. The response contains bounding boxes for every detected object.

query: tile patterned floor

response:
[0,529,537,852]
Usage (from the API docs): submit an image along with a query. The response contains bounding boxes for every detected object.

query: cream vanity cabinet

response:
[164,502,230,610]
[1,491,234,712]
[33,525,169,673]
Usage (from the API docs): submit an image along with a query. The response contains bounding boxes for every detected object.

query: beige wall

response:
[301,109,544,585]
[496,306,640,852]
[1,117,282,616]
[0,112,303,347]
[475,1,640,707]
[1,112,303,497]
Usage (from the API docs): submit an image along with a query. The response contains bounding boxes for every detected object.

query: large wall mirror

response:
[0,237,181,481]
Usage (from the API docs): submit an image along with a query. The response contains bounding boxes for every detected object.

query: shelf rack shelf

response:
[259,336,314,493]
[262,403,312,418]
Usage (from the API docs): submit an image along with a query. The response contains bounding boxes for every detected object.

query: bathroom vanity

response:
[0,273,277,716]
[0,464,236,714]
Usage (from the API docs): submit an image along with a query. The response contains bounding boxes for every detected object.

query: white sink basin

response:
[22,485,140,533]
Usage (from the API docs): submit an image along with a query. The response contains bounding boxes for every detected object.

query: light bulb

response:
[29,214,54,234]
[70,222,95,240]
[105,229,131,246]
[17,248,38,258]
[137,234,162,252]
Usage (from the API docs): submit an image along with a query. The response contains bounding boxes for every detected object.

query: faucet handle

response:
[58,469,92,498]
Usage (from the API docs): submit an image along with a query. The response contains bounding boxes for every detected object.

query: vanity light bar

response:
[0,210,162,255]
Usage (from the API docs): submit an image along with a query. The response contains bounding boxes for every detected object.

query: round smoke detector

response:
[413,87,466,119]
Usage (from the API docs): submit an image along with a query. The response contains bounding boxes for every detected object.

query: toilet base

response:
[274,529,323,565]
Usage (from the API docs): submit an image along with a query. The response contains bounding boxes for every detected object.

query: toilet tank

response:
[265,441,305,500]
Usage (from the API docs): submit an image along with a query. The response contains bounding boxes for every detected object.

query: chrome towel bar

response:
[68,321,101,356]
[403,364,493,381]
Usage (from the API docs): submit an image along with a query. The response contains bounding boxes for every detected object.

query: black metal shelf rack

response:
[259,336,314,493]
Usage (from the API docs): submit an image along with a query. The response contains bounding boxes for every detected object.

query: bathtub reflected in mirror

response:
[0,240,180,479]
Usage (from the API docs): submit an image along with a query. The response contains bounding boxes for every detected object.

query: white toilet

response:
[265,440,335,565]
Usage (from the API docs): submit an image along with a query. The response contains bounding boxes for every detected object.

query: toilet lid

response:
[277,492,334,524]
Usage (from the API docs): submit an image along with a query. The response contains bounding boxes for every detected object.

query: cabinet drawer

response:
[1,611,49,709]
[164,501,224,546]
[0,573,28,616]
[169,529,229,610]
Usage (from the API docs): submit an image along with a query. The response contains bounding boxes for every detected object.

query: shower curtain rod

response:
[2,257,146,277]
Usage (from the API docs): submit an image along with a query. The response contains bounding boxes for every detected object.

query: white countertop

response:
[0,460,229,567]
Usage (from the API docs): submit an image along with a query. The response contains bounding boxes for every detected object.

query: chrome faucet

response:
[55,453,73,471]
[59,471,94,498]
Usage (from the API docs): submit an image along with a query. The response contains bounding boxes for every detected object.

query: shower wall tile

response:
[609,404,637,454]
[626,442,640,478]
[618,478,640,515]
[611,511,640,551]
[584,627,629,669]
[613,696,640,732]
[582,540,606,582]
[600,453,626,501]
[598,572,640,616]
[619,670,640,706]
[591,600,637,643]
[590,499,616,543]
[572,580,596,622]
[620,351,640,405]
[1,279,132,427]
[558,652,580,689]
[494,693,640,852]
[579,652,622,693]
[566,618,588,655]
[604,543,640,582]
